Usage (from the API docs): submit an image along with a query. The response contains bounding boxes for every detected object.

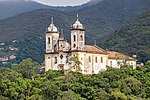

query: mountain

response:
[0,0,150,63]
[0,0,150,42]
[98,10,150,63]
[0,0,103,20]
[75,0,150,38]
[0,0,52,20]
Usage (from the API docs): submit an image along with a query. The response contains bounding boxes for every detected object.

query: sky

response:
[0,0,91,6]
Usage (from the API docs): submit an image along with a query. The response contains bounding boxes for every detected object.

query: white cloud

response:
[32,0,91,6]
[0,0,91,6]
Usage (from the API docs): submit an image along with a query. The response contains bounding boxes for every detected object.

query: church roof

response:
[83,45,107,54]
[108,51,136,61]
[47,17,58,32]
[72,14,84,29]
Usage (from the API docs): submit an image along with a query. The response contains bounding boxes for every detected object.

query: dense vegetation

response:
[98,10,150,63]
[0,0,100,20]
[0,58,150,100]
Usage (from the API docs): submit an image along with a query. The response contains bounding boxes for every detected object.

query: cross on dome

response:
[72,14,84,29]
[47,17,58,32]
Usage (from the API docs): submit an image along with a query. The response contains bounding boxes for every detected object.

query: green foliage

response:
[0,59,150,99]
[12,58,40,79]
[70,56,82,72]
[110,90,127,100]
[57,90,86,100]
[99,10,150,63]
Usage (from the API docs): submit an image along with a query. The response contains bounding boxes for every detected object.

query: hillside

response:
[98,10,150,63]
[75,0,150,38]
[0,0,150,42]
[0,0,52,20]
[0,0,150,63]
[0,0,103,20]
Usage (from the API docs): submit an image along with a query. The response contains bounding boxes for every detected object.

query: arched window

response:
[74,35,76,41]
[48,37,50,44]
[80,35,83,41]
[54,57,57,64]
[89,56,91,63]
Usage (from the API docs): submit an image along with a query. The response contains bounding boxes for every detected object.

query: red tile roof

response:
[83,45,107,54]
[108,51,136,61]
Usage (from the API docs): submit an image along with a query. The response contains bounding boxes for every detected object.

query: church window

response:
[54,57,57,64]
[89,56,91,63]
[110,61,112,67]
[48,57,50,59]
[74,44,76,48]
[95,57,98,63]
[60,54,63,59]
[80,35,83,41]
[101,57,103,63]
[48,37,50,44]
[54,45,57,51]
[74,35,76,41]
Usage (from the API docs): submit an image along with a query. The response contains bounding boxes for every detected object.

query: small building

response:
[9,55,16,60]
[0,56,9,61]
[9,47,19,51]
[107,51,137,69]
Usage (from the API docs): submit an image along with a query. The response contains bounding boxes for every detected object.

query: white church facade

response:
[45,15,136,74]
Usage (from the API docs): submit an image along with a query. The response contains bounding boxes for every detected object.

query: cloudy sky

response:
[0,0,91,6]
[33,0,91,6]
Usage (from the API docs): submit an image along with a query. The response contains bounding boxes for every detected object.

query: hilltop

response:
[0,0,103,20]
[0,0,150,42]
[0,0,150,63]
[98,10,150,63]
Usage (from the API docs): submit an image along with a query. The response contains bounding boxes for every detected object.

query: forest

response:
[0,58,150,100]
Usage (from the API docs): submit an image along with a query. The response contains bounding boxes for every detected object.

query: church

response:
[44,15,136,74]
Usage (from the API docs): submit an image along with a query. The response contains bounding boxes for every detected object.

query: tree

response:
[11,58,40,79]
[69,56,82,72]
[110,90,127,100]
[57,90,86,100]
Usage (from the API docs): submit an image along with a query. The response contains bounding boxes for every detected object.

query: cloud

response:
[0,0,32,1]
[0,0,91,6]
[32,0,91,6]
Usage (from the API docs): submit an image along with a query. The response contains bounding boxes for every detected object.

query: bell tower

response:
[46,17,59,53]
[71,14,85,51]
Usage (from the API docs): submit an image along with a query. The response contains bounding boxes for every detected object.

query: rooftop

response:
[83,45,107,54]
[108,51,136,61]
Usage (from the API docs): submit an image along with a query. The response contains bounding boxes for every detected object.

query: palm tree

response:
[69,56,82,72]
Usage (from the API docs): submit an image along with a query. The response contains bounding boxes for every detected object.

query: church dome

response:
[72,14,84,29]
[47,17,58,32]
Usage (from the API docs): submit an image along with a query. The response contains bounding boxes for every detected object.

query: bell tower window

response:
[73,44,76,48]
[80,35,83,41]
[48,37,50,44]
[74,35,76,41]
